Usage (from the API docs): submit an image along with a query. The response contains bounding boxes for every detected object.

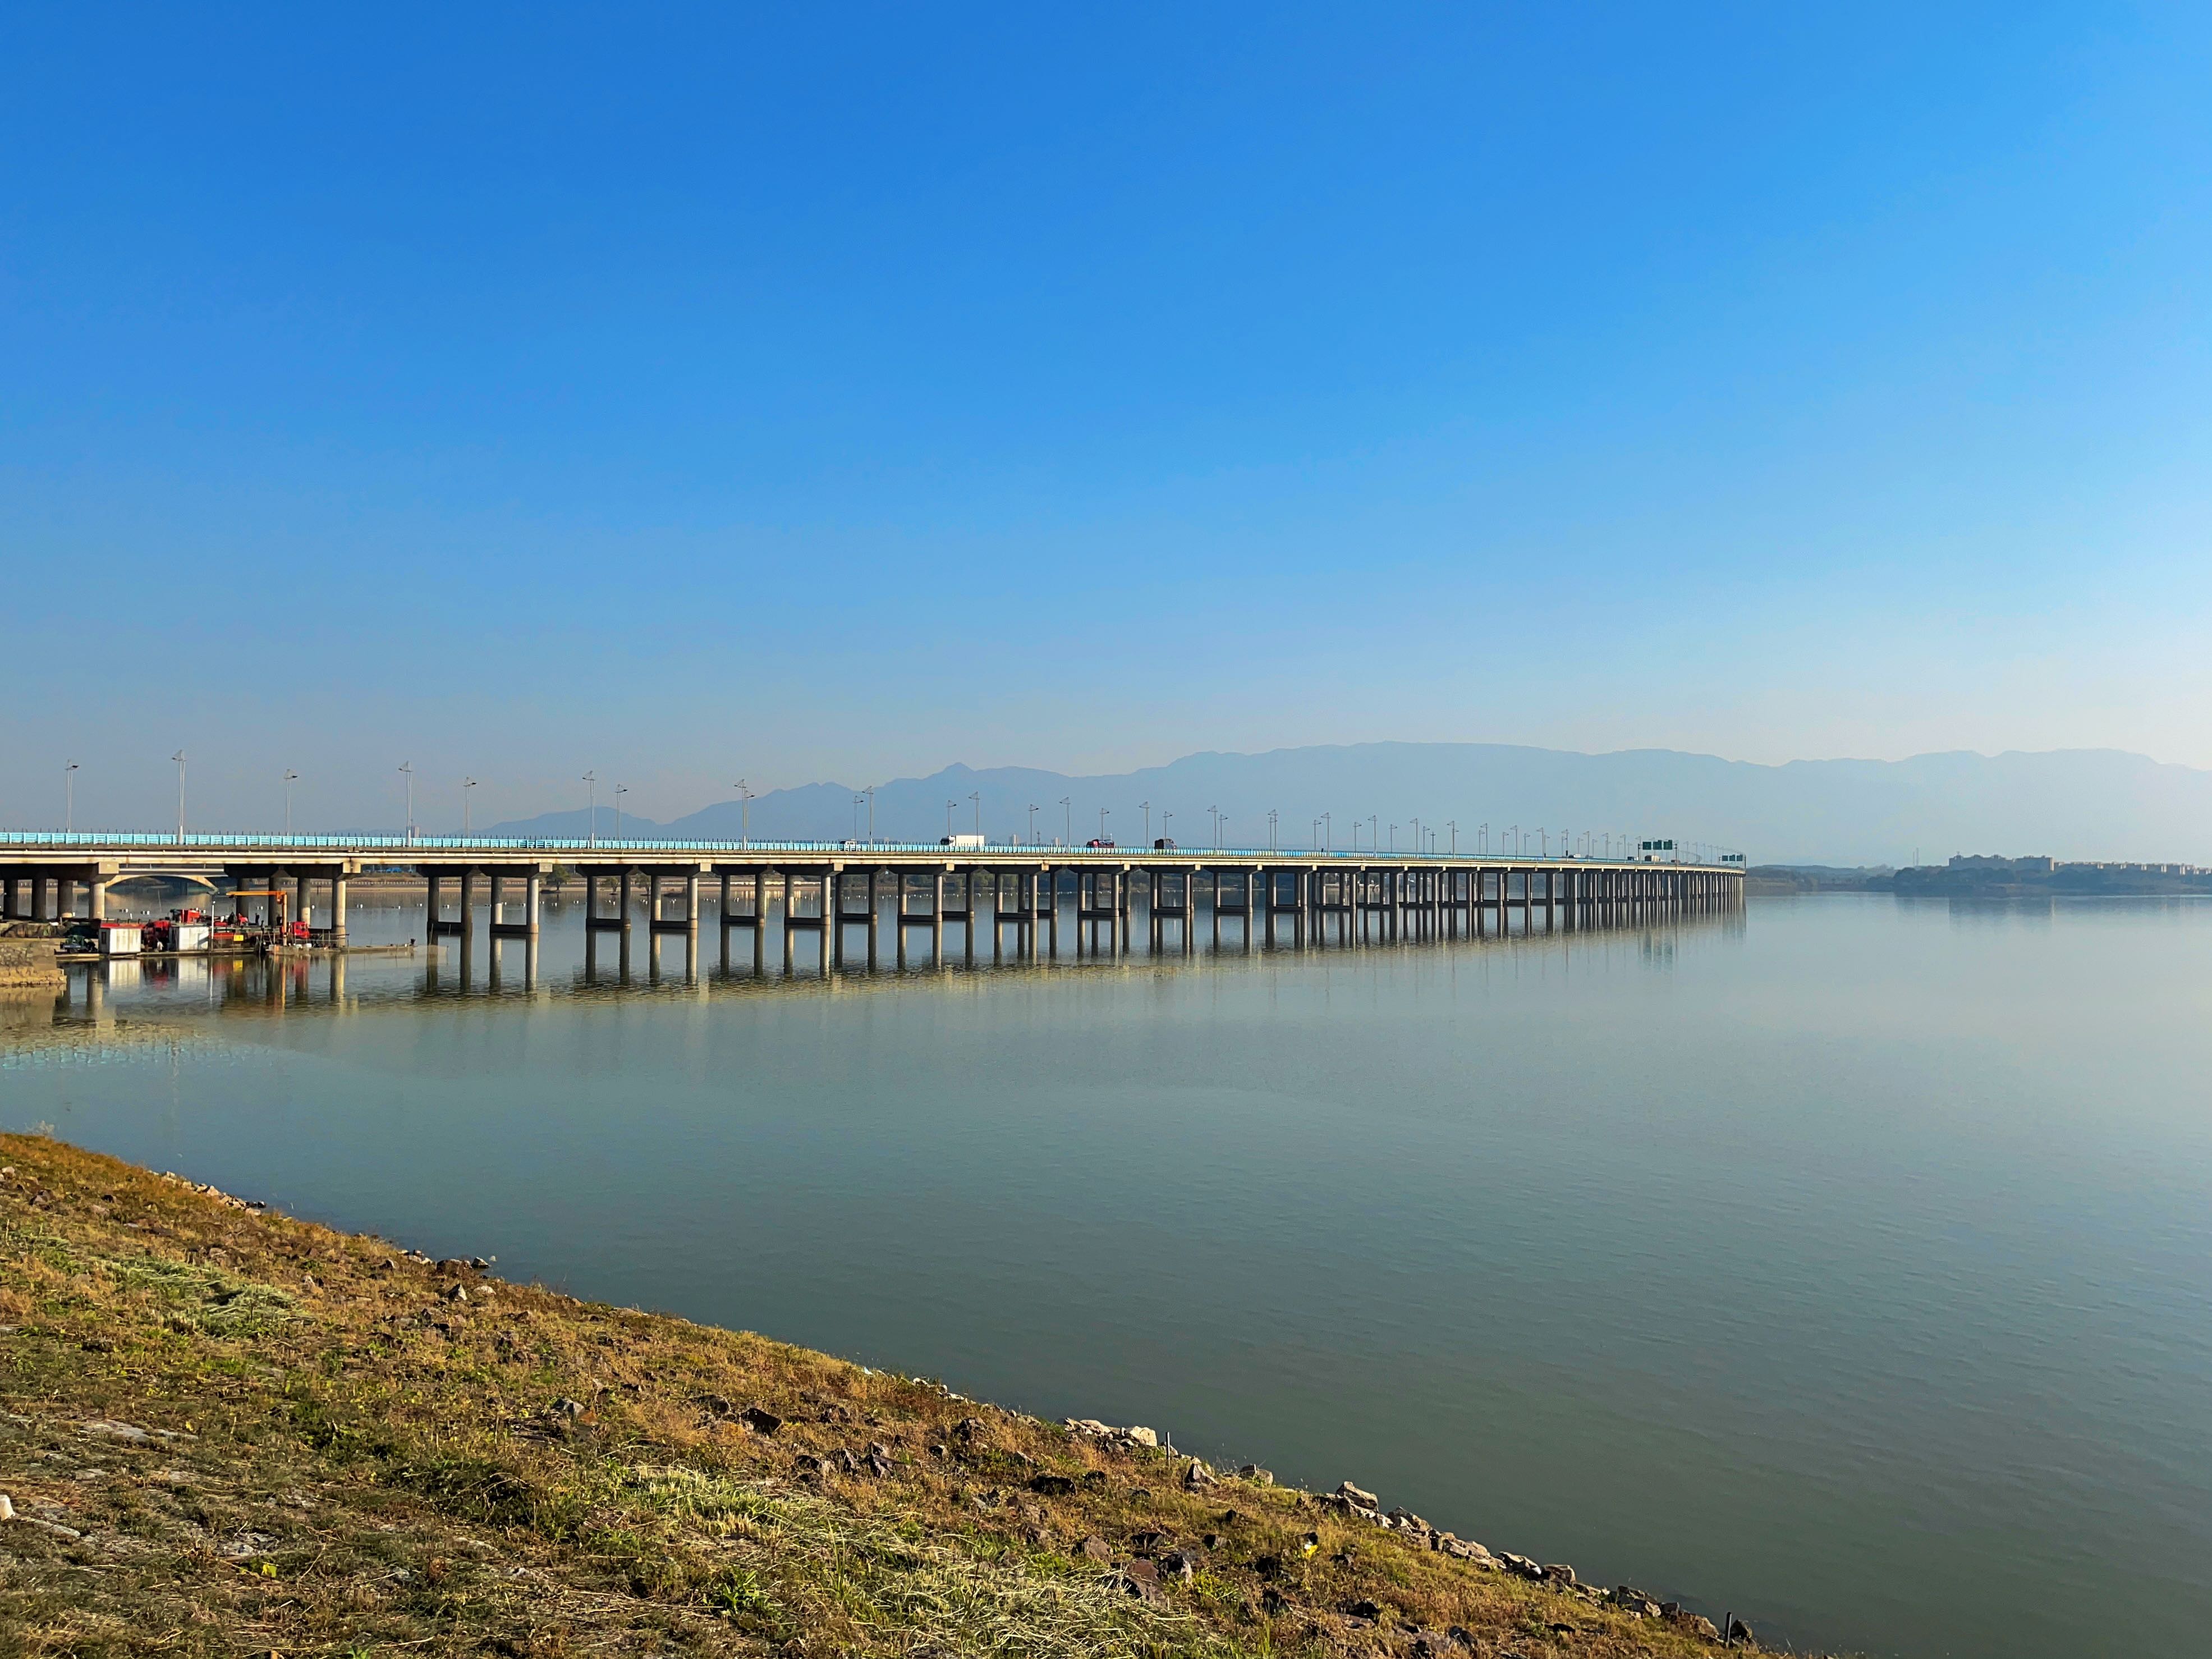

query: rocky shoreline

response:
[1,1134,1780,1656]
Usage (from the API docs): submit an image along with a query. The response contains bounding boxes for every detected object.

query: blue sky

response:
[6,3,2210,831]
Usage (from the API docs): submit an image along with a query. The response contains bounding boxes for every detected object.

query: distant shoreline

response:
[1751,858,2212,899]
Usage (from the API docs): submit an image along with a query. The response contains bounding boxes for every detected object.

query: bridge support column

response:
[56,877,76,920]
[88,877,108,922]
[525,872,541,936]
[869,868,883,966]
[458,868,477,943]
[331,872,348,944]
[32,876,49,921]
[685,872,700,936]
[618,868,634,929]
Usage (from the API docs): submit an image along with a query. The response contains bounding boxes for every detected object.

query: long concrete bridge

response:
[0,832,1742,966]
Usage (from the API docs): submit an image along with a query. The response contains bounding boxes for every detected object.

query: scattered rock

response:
[0,1494,12,1521]
[1237,1463,1273,1483]
[1543,1562,1578,1587]
[1614,1586,1663,1617]
[1682,1613,1723,1640]
[1119,1557,1162,1600]
[1181,1458,1216,1489]
[443,1284,469,1303]
[696,1393,735,1417]
[739,1406,783,1436]
[1498,1551,1544,1580]
[1063,1418,1158,1450]
[1078,1535,1112,1564]
[550,1397,588,1418]
[1335,1479,1379,1510]
[1027,1473,1075,1497]
[1728,1615,1755,1644]
[1343,1596,1384,1621]
[1203,1532,1226,1550]
[1259,1586,1291,1615]
[1158,1548,1199,1581]
[950,1415,988,1442]
[793,1454,835,1481]
[80,1420,153,1442]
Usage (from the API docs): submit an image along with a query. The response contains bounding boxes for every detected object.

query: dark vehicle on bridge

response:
[1085,837,1116,849]
[1153,837,1177,850]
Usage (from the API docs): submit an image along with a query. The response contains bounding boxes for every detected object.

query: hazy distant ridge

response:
[488,743,2212,866]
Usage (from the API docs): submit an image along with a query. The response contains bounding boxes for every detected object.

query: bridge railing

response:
[0,830,1737,865]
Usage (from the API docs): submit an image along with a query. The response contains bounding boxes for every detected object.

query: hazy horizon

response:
[12,738,2209,870]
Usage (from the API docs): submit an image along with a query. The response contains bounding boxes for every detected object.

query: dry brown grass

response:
[0,1132,1749,1657]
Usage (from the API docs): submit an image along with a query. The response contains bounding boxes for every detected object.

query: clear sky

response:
[6,3,2210,832]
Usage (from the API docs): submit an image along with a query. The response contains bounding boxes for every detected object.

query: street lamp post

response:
[400,762,414,845]
[1208,804,1219,849]
[614,785,628,840]
[1027,803,1039,845]
[733,779,751,848]
[865,786,875,846]
[1140,801,1151,845]
[1098,806,1110,842]
[1060,797,1071,847]
[583,771,598,847]
[65,760,78,833]
[172,750,187,844]
[946,799,957,840]
[970,791,981,840]
[283,769,298,835]
[1321,812,1330,852]
[463,777,478,835]
[1268,808,1278,851]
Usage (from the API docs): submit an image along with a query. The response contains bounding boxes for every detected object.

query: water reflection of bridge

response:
[39,869,1742,1022]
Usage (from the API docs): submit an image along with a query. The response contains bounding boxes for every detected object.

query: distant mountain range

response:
[487,743,2212,866]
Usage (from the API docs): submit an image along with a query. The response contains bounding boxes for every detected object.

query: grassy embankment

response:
[1,1132,1755,1657]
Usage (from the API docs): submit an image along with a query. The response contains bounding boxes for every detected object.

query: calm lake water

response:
[6,892,2211,1657]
